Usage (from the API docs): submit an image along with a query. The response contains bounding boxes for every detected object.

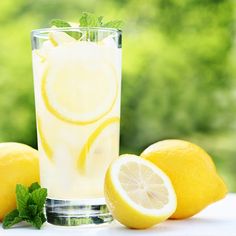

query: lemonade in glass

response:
[31,27,122,226]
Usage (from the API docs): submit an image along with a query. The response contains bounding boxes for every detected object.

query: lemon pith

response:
[77,117,120,173]
[104,155,177,229]
[41,60,118,125]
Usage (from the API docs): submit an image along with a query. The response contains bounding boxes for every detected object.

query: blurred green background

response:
[0,0,236,191]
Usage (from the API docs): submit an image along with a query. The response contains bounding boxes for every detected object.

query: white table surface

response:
[0,194,235,236]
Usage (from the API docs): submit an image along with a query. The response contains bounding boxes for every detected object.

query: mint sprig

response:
[50,12,123,30]
[2,183,47,230]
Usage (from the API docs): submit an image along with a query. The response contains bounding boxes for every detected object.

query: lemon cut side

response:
[104,155,177,229]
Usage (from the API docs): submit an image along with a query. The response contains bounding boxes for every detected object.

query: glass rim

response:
[32,27,122,38]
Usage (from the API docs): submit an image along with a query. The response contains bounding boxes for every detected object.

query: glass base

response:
[45,198,113,226]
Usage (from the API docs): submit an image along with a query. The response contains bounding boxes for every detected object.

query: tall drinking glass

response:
[31,27,122,226]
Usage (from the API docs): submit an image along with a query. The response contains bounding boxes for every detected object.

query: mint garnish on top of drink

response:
[49,12,123,43]
[2,182,47,229]
[51,12,123,29]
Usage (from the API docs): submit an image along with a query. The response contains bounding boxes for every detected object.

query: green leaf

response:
[51,19,82,40]
[28,213,46,229]
[3,182,47,230]
[28,182,41,193]
[79,12,101,27]
[98,16,104,26]
[39,212,47,224]
[2,209,22,229]
[50,13,123,30]
[27,204,38,217]
[16,184,29,218]
[27,215,42,229]
[49,12,122,41]
[51,19,71,28]
[31,188,47,211]
[103,20,123,29]
[67,31,82,40]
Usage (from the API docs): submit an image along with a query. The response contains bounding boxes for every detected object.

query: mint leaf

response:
[2,209,22,229]
[49,12,122,41]
[103,20,123,29]
[2,182,47,230]
[28,182,41,193]
[27,212,46,230]
[51,19,71,28]
[50,13,123,30]
[79,12,102,27]
[67,31,82,40]
[29,215,43,229]
[98,16,104,25]
[27,204,38,217]
[51,19,82,40]
[79,12,122,28]
[31,188,47,211]
[39,212,47,224]
[16,184,29,218]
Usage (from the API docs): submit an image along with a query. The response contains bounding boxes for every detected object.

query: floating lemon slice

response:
[104,155,177,229]
[33,40,55,63]
[34,50,47,63]
[48,31,76,46]
[41,43,118,125]
[36,117,53,160]
[77,117,120,174]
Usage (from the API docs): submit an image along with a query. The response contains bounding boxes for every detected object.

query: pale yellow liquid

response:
[32,36,121,199]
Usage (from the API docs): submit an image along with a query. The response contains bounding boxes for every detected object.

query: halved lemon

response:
[77,117,120,174]
[36,117,53,160]
[41,43,118,125]
[104,154,177,229]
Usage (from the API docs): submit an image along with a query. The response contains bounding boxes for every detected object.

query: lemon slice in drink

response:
[104,155,177,229]
[48,31,76,46]
[41,43,118,125]
[36,117,53,160]
[77,117,120,174]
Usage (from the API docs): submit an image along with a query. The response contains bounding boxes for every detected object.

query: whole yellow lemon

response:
[0,142,39,221]
[141,139,227,219]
